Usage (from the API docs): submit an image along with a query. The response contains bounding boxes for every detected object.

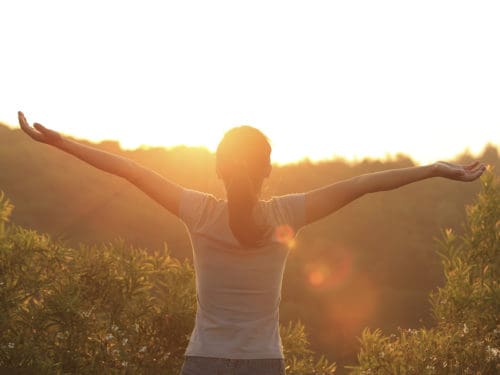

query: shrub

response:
[348,169,500,374]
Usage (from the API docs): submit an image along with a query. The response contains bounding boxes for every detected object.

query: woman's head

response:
[216,126,272,247]
[216,126,272,185]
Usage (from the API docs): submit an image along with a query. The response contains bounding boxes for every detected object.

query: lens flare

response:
[308,269,327,286]
[274,225,295,249]
[328,246,353,289]
[304,243,354,291]
[327,276,380,337]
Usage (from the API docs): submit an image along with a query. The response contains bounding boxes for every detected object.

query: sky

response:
[1,0,499,165]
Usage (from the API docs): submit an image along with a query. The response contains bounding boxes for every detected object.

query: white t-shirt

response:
[179,188,306,359]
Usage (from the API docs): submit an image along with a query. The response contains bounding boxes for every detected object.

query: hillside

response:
[1,122,498,368]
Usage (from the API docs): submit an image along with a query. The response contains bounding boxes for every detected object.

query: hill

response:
[1,122,498,369]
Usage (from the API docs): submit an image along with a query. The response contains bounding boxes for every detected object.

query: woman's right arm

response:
[18,111,183,216]
[304,161,485,225]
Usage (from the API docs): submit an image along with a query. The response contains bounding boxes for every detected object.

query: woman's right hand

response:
[433,160,486,182]
[18,111,64,146]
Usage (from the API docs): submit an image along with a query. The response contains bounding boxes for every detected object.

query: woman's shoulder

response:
[182,188,221,199]
[179,189,225,229]
[258,193,306,231]
[260,192,306,206]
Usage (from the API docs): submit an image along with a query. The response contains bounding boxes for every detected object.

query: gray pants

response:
[180,355,286,375]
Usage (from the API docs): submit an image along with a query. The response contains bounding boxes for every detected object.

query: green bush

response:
[348,169,500,374]
[0,192,335,374]
[281,321,336,374]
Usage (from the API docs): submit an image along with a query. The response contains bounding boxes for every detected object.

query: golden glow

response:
[328,277,379,337]
[1,1,498,165]
[305,244,354,290]
[308,268,328,287]
[303,242,379,339]
[274,225,295,249]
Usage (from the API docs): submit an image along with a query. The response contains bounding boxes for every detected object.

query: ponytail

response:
[216,126,272,248]
[226,165,268,247]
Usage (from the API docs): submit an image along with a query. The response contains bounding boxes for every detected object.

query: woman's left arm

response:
[305,161,486,224]
[18,111,184,216]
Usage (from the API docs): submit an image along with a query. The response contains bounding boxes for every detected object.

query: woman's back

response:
[180,189,305,359]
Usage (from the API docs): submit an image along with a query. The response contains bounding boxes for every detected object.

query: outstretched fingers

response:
[18,111,29,131]
[463,163,486,181]
[18,111,64,146]
[34,123,49,133]
[464,161,480,170]
[470,168,484,181]
[18,111,42,141]
[35,121,63,145]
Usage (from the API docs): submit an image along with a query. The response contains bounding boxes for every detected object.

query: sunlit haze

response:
[1,1,498,165]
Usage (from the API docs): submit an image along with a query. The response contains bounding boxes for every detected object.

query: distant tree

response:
[348,169,500,374]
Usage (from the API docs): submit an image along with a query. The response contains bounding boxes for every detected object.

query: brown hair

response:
[216,126,272,247]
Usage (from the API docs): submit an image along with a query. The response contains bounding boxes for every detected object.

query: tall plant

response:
[349,169,499,374]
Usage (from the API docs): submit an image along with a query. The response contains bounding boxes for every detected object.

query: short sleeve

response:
[179,188,218,232]
[270,193,306,234]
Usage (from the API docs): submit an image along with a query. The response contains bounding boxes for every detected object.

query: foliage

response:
[2,123,499,368]
[0,193,335,374]
[281,320,336,374]
[348,169,500,374]
[0,226,195,373]
[0,191,13,236]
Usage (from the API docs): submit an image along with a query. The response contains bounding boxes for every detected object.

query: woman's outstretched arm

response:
[305,160,486,224]
[18,111,183,216]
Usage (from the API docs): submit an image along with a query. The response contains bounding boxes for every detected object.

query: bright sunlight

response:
[1,1,498,165]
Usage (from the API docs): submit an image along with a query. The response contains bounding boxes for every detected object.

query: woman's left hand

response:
[18,111,64,146]
[434,161,486,182]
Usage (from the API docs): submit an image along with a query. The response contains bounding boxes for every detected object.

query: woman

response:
[18,111,485,375]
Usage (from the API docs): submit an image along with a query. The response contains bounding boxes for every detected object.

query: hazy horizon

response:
[1,121,496,167]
